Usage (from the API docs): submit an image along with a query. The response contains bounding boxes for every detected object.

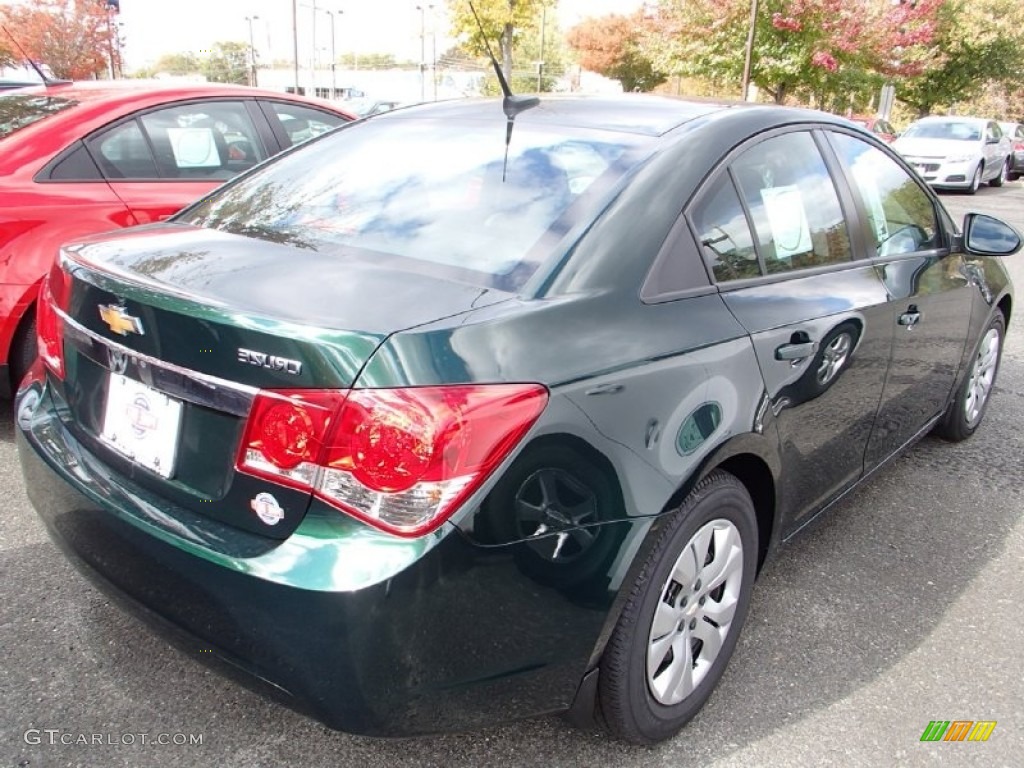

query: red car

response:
[0,81,354,396]
[849,115,898,143]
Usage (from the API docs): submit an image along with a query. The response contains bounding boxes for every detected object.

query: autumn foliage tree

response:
[566,13,666,92]
[644,0,942,110]
[447,0,552,80]
[0,0,115,80]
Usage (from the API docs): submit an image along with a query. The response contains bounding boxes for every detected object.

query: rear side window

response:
[87,120,159,179]
[0,93,77,139]
[691,174,759,282]
[830,132,938,257]
[731,132,852,274]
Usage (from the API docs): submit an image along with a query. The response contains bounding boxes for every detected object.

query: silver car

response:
[998,121,1024,180]
[893,116,1012,193]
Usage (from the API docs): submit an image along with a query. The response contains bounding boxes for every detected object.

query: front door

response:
[692,130,892,531]
[826,132,974,466]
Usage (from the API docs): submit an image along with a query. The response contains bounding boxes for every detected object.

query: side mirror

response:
[962,213,1022,256]
[985,136,1000,145]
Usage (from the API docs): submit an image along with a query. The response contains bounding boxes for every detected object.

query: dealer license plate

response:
[100,373,182,478]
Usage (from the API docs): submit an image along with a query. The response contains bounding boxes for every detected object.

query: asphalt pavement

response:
[2,184,1023,768]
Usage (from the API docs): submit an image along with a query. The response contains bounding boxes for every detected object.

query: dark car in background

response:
[16,95,1017,745]
[0,81,354,396]
[999,121,1024,180]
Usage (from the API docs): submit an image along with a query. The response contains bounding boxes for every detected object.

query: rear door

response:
[826,131,973,466]
[84,100,273,224]
[692,129,893,532]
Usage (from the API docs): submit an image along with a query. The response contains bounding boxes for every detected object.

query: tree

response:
[644,0,940,110]
[894,0,1024,116]
[566,13,666,92]
[447,0,551,80]
[149,52,202,76]
[199,42,249,85]
[0,0,115,80]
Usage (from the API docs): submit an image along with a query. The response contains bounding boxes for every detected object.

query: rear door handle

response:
[775,341,817,361]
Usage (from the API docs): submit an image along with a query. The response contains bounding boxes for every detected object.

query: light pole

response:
[415,4,432,102]
[536,4,546,93]
[291,0,299,93]
[245,15,260,87]
[326,9,341,99]
[311,0,318,95]
[741,0,759,101]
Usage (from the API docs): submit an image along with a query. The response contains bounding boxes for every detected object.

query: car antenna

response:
[0,25,72,87]
[467,1,539,181]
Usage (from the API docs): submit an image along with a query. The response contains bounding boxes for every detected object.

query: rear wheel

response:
[9,313,37,392]
[990,159,1008,187]
[934,312,1004,442]
[597,470,757,745]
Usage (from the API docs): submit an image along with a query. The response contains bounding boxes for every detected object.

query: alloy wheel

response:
[816,331,852,386]
[646,519,743,705]
[964,327,1000,427]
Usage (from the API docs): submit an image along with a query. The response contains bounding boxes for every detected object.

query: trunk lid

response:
[56,224,508,538]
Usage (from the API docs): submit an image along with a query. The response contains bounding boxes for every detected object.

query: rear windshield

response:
[180,115,648,291]
[902,121,980,142]
[0,92,77,139]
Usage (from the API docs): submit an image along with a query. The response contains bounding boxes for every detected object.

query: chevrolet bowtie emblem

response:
[98,304,144,336]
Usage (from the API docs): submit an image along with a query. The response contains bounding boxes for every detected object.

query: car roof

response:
[0,80,356,172]
[4,79,342,110]
[377,94,741,137]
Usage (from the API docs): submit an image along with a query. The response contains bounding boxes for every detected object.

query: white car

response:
[893,116,1012,194]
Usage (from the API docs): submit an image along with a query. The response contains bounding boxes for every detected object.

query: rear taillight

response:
[237,384,548,537]
[1014,141,1024,152]
[36,260,71,380]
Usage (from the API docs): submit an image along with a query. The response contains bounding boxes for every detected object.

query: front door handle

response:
[898,307,921,327]
[775,341,817,361]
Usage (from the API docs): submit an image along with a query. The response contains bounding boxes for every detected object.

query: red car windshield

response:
[0,92,77,139]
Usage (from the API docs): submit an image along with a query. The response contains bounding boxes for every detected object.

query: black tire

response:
[9,313,37,393]
[934,312,1005,442]
[967,163,982,195]
[990,159,1008,187]
[597,470,758,745]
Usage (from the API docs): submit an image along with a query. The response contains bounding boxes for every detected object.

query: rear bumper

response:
[16,381,610,736]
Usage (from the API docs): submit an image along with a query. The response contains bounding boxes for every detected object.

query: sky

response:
[107,0,645,70]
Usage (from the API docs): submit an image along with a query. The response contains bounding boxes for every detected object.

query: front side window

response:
[138,101,268,180]
[830,132,938,257]
[180,118,647,291]
[731,132,852,274]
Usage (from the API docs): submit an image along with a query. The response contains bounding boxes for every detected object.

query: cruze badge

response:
[237,348,302,375]
[99,304,144,336]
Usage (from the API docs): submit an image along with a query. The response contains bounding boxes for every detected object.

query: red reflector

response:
[237,384,548,536]
[36,261,70,380]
